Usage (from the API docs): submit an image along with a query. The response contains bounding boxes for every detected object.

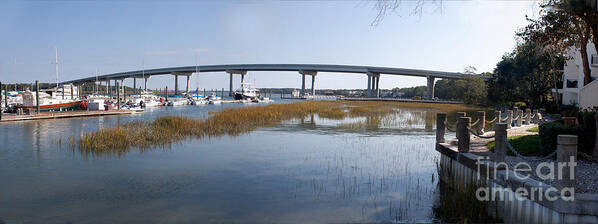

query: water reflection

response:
[0,100,467,223]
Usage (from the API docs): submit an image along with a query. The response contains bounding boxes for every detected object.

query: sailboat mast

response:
[95,68,98,94]
[54,47,59,88]
[14,59,17,91]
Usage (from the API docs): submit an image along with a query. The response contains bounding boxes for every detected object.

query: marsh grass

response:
[317,107,347,120]
[74,101,485,155]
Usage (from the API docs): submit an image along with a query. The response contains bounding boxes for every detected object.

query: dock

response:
[0,110,136,122]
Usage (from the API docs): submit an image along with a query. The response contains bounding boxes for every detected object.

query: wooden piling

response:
[457,117,471,152]
[456,112,466,139]
[35,80,40,114]
[436,112,447,143]
[3,84,7,109]
[476,111,485,135]
[116,82,121,110]
[506,110,513,129]
[524,108,531,125]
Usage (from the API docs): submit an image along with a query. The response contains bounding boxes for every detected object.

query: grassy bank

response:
[74,101,485,155]
[486,134,540,156]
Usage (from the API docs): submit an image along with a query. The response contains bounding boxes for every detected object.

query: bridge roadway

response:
[61,64,485,99]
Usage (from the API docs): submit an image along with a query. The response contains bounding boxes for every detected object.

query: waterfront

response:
[0,98,465,223]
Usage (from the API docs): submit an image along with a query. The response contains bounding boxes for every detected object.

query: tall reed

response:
[75,101,484,155]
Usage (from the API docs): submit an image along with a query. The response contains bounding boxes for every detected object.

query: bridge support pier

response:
[426,76,435,99]
[367,75,372,97]
[299,70,317,97]
[229,73,233,96]
[375,75,380,98]
[174,74,179,96]
[301,74,305,97]
[311,74,316,96]
[226,70,248,98]
[367,72,380,98]
[186,75,190,94]
[144,77,148,92]
[108,80,111,97]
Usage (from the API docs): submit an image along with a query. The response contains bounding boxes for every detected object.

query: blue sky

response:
[0,0,538,90]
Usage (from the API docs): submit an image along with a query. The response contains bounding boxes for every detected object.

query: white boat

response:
[291,89,300,98]
[121,103,144,112]
[165,98,188,106]
[130,90,163,108]
[87,99,106,111]
[194,98,208,105]
[208,93,222,104]
[233,83,260,100]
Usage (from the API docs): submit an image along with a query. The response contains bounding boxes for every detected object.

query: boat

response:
[233,83,260,100]
[291,89,300,98]
[130,90,163,108]
[207,93,222,104]
[19,87,83,111]
[121,103,144,112]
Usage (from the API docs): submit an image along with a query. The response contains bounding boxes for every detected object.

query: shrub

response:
[538,119,595,156]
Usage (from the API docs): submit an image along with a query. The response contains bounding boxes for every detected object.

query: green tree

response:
[454,75,487,105]
[545,0,598,64]
[519,3,593,85]
[488,41,565,108]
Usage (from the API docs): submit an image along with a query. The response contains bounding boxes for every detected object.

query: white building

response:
[558,42,598,109]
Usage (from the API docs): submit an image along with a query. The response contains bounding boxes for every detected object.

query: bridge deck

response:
[61,64,485,84]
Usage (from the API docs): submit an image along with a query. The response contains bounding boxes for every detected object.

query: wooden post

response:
[506,110,513,129]
[495,110,501,123]
[35,80,40,114]
[122,80,126,103]
[557,135,577,191]
[116,82,120,110]
[456,112,466,139]
[494,123,507,163]
[524,109,531,125]
[477,111,485,135]
[457,117,471,152]
[165,86,168,101]
[3,84,7,109]
[436,113,447,143]
[533,109,539,124]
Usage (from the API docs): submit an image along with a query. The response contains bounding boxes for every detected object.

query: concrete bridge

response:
[61,64,484,98]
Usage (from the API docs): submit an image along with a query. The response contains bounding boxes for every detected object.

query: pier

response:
[0,110,136,122]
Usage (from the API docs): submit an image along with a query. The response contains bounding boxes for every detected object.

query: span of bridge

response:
[61,64,483,99]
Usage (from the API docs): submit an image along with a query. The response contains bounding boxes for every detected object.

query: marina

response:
[4,0,598,223]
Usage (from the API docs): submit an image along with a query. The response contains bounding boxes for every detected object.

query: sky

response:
[0,0,540,91]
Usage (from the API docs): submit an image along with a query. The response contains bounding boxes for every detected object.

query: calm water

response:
[0,98,453,223]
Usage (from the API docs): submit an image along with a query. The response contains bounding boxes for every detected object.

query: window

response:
[566,79,578,88]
